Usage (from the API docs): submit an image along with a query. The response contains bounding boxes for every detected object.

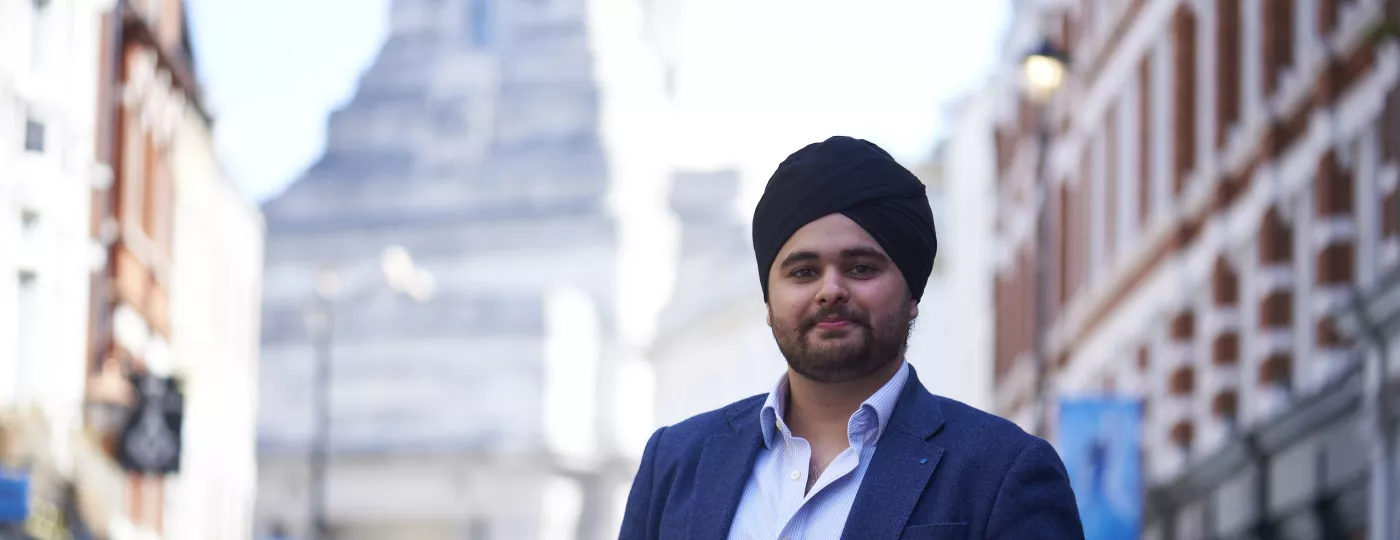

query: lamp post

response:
[303,246,435,540]
[1020,38,1068,439]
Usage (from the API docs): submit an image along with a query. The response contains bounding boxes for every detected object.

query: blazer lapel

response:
[841,367,947,540]
[687,403,765,540]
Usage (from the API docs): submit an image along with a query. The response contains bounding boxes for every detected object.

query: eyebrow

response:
[777,246,890,269]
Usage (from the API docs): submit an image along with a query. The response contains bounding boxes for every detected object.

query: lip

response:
[813,319,853,330]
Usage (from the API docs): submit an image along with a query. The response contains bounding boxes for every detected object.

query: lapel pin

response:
[919,458,927,464]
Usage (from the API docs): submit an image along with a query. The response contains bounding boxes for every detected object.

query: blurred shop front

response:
[0,366,185,540]
[1142,363,1388,539]
[1141,266,1400,540]
[0,409,96,540]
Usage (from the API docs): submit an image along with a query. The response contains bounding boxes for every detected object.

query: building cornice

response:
[118,2,211,125]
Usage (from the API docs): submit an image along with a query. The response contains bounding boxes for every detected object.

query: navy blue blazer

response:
[618,366,1085,539]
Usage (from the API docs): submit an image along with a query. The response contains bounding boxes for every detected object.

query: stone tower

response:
[253,0,625,537]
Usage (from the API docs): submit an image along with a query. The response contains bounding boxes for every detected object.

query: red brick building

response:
[991,0,1398,536]
[86,0,205,536]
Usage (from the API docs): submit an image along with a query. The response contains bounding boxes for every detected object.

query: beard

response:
[771,300,914,384]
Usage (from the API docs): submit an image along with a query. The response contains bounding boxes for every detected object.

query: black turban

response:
[752,136,937,302]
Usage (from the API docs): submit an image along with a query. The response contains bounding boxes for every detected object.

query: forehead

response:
[777,213,886,257]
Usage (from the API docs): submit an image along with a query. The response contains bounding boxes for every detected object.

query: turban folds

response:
[752,136,938,302]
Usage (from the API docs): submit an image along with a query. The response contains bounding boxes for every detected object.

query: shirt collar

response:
[759,359,910,449]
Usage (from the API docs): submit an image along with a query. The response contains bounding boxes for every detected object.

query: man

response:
[619,136,1084,539]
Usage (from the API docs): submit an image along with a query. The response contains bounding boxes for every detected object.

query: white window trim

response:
[1238,237,1263,426]
[1241,0,1264,125]
[1152,39,1172,220]
[28,0,50,77]
[1195,0,1217,192]
[1291,191,1315,395]
[1355,128,1381,290]
[1116,78,1141,256]
[1089,131,1108,282]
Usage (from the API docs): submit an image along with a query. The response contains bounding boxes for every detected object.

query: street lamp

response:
[1023,39,1069,105]
[304,246,434,540]
[1019,37,1068,439]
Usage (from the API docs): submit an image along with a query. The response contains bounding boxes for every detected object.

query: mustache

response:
[800,306,868,329]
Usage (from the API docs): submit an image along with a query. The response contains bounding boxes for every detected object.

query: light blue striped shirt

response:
[727,360,910,540]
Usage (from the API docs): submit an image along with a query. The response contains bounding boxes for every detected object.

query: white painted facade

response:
[0,0,109,475]
[908,90,1001,413]
[162,105,264,540]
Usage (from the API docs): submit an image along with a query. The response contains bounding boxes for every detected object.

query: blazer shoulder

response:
[650,393,767,454]
[932,394,1045,452]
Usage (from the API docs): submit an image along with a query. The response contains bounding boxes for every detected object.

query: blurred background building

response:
[5,0,1398,538]
[638,0,1000,429]
[2,0,263,538]
[990,0,1399,537]
[251,0,631,538]
[1,0,109,537]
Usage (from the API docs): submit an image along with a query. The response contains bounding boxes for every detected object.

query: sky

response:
[184,0,1012,204]
[182,0,1015,454]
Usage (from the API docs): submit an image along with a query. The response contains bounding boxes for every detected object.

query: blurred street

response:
[1,0,1398,539]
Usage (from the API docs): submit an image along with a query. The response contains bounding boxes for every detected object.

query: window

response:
[1261,0,1296,95]
[467,518,490,540]
[1217,0,1242,146]
[16,270,38,403]
[30,0,50,73]
[24,118,45,153]
[470,0,492,47]
[1171,6,1198,195]
[20,209,40,233]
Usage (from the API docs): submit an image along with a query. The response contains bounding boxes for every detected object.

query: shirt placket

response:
[775,424,811,539]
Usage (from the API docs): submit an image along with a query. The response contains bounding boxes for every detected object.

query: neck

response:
[784,359,903,444]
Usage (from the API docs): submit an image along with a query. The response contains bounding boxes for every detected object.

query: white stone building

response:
[254,0,632,538]
[904,92,1002,413]
[0,1,108,534]
[646,169,785,429]
[162,103,264,540]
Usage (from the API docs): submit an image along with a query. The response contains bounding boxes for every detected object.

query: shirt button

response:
[789,470,800,481]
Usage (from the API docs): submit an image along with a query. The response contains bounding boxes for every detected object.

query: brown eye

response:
[849,264,875,276]
[790,268,817,279]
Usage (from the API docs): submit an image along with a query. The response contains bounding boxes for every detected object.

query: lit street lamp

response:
[1023,39,1069,105]
[1019,37,1068,439]
[304,245,434,540]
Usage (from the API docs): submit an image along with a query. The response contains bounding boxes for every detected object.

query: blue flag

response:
[1058,396,1143,540]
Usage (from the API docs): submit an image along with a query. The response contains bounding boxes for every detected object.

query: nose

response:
[815,271,849,306]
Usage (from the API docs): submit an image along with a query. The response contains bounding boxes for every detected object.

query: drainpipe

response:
[1031,106,1052,439]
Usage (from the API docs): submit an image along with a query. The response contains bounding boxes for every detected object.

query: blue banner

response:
[0,468,28,523]
[1058,396,1143,540]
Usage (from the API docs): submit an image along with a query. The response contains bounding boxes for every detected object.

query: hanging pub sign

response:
[116,374,184,474]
